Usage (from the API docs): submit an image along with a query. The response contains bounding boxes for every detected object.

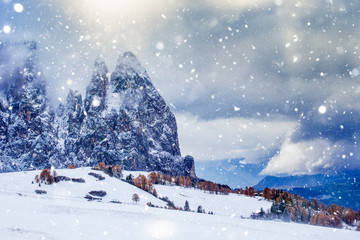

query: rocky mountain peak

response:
[113,51,149,80]
[1,44,195,178]
[66,90,82,108]
[85,59,109,114]
[93,57,108,76]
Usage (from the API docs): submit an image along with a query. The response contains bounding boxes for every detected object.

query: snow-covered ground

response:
[154,184,271,217]
[0,168,358,240]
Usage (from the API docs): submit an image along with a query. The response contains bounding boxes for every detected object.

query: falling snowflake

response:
[2,25,11,34]
[14,3,24,13]
[318,105,327,114]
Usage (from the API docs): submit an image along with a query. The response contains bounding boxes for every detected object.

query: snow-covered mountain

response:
[0,167,358,240]
[0,41,194,177]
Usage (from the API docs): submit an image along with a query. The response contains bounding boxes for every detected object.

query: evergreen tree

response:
[126,174,134,184]
[184,200,190,211]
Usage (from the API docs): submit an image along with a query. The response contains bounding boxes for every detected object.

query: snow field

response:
[0,168,358,240]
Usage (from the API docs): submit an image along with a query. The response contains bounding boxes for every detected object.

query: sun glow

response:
[59,0,173,49]
[66,0,171,23]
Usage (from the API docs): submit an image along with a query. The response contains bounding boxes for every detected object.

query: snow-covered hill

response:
[0,168,358,239]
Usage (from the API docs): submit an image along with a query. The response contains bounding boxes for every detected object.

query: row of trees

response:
[235,186,257,197]
[195,181,232,195]
[261,187,360,228]
[126,172,229,211]
[148,171,233,195]
[147,172,193,187]
[92,162,123,179]
[34,168,57,185]
[134,174,157,196]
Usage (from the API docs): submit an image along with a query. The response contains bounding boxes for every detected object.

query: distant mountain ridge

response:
[254,171,360,190]
[0,41,195,177]
[254,171,360,210]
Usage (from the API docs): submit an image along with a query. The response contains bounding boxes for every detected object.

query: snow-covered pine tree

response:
[2,41,56,171]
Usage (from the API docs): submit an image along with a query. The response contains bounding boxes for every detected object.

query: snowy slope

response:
[0,168,358,240]
[0,168,165,207]
[154,184,271,217]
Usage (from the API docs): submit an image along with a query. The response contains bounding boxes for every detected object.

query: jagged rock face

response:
[84,58,108,115]
[54,90,86,167]
[69,53,185,175]
[184,155,197,179]
[78,60,111,166]
[0,41,56,172]
[0,44,191,177]
[103,52,183,174]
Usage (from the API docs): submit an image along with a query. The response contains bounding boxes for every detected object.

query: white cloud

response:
[260,138,349,176]
[176,113,298,162]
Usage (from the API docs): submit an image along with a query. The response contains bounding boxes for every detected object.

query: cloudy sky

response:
[1,0,360,177]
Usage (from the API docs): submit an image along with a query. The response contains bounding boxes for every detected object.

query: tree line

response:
[258,187,360,229]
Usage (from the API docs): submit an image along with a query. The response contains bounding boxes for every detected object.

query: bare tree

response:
[132,193,140,204]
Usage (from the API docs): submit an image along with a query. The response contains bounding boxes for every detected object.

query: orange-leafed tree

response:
[164,174,172,184]
[245,186,249,196]
[355,210,360,221]
[289,207,297,221]
[213,184,220,194]
[262,187,269,199]
[311,199,319,210]
[145,181,153,192]
[179,176,185,187]
[67,164,76,169]
[175,176,181,186]
[310,212,342,228]
[185,176,192,188]
[34,174,40,183]
[327,204,341,217]
[149,172,160,184]
[98,162,106,170]
[320,202,326,211]
[135,174,153,192]
[135,175,148,190]
[112,165,122,179]
[300,207,310,223]
[40,169,55,184]
[344,208,355,225]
